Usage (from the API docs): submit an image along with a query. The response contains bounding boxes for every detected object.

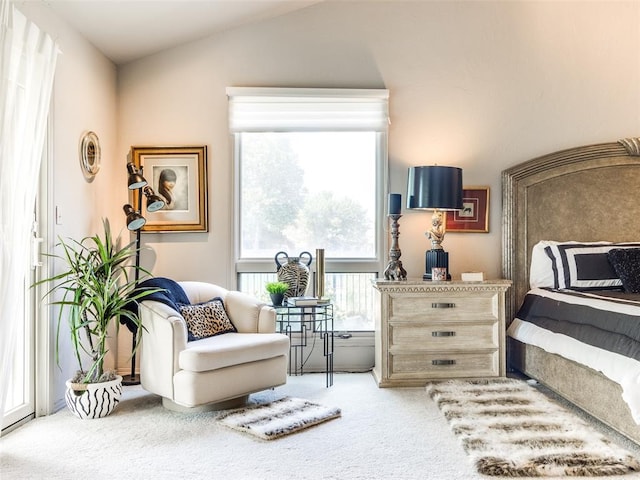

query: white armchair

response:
[138,281,290,411]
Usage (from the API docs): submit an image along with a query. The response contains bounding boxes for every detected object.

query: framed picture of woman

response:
[130,146,208,232]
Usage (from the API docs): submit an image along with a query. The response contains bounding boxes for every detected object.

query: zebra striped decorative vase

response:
[64,375,123,419]
[275,251,312,299]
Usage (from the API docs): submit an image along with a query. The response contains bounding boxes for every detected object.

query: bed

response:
[502,137,640,444]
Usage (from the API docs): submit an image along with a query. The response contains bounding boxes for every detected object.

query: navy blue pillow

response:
[608,248,640,294]
[543,242,640,291]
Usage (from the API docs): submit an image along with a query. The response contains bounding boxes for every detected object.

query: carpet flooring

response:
[3,373,640,479]
[427,378,640,477]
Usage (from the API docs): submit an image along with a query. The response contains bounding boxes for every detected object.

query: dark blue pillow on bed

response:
[608,248,640,293]
[543,243,624,290]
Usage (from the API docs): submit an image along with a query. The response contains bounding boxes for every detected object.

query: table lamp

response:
[407,165,463,280]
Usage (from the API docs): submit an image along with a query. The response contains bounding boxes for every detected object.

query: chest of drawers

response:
[372,279,511,387]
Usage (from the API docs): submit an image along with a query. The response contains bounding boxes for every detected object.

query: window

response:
[227,88,389,331]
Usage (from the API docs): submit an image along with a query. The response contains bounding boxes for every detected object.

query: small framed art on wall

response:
[445,186,489,233]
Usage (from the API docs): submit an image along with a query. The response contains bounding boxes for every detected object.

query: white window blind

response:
[226,87,390,132]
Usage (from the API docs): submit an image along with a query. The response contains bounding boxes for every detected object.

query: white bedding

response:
[508,317,640,423]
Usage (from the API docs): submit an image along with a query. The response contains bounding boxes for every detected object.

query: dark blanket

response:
[516,288,640,362]
[120,277,190,333]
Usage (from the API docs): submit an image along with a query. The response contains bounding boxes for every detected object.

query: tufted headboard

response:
[501,138,640,323]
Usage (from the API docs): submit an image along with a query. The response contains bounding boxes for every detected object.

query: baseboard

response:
[289,331,374,373]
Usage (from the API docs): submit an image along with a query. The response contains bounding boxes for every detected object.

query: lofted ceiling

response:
[39,0,323,65]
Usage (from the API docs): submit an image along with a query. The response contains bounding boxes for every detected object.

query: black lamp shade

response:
[406,166,463,210]
[123,204,146,231]
[143,186,165,212]
[127,162,147,190]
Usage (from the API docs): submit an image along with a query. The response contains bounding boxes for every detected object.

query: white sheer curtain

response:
[0,0,58,419]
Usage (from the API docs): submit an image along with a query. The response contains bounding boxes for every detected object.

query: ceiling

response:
[40,0,322,65]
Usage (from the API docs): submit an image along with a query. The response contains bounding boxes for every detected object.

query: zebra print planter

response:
[65,375,123,419]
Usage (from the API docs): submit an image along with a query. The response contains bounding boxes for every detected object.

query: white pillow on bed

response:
[529,241,591,288]
[530,240,640,291]
[530,240,560,289]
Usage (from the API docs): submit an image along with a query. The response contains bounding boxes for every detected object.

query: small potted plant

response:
[265,281,289,306]
[36,219,161,419]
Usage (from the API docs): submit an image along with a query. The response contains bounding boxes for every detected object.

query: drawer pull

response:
[432,331,456,337]
[431,302,456,309]
[432,359,456,366]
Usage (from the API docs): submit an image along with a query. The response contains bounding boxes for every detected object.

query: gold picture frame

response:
[130,146,208,232]
[445,186,489,233]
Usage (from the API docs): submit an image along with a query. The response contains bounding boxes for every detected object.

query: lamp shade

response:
[127,162,147,190]
[406,166,463,210]
[123,204,146,231]
[143,186,165,212]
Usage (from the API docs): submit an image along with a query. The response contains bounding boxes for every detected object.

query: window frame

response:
[228,88,389,333]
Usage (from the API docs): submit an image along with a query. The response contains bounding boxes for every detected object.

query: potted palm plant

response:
[265,281,289,306]
[37,219,160,419]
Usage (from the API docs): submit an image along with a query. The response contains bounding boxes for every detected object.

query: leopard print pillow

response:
[179,297,236,341]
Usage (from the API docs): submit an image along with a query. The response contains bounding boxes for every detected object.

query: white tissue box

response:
[461,272,484,282]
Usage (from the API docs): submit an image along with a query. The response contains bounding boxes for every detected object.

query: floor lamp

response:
[122,163,165,385]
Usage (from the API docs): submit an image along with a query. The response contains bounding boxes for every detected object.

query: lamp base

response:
[423,249,451,281]
[122,374,140,386]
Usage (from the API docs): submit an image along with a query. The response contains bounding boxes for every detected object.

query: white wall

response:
[16,1,119,408]
[21,0,640,383]
[117,1,640,372]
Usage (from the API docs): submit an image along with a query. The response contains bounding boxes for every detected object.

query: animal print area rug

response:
[217,397,341,440]
[426,378,640,477]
